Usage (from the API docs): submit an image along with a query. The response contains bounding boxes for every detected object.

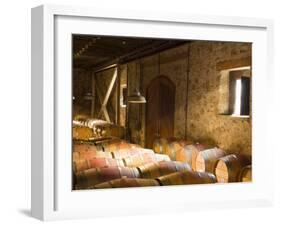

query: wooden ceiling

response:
[73,35,187,69]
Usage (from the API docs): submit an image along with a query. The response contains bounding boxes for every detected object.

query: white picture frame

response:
[31,4,274,221]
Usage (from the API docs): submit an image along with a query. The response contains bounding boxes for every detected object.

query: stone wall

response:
[186,41,252,155]
[124,41,252,155]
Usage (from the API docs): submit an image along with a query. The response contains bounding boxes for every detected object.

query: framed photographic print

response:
[31,4,274,221]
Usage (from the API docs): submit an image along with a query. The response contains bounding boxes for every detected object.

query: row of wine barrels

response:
[175,143,207,169]
[94,177,160,189]
[111,148,154,159]
[153,137,193,156]
[138,161,191,179]
[74,152,170,172]
[75,166,140,189]
[157,170,217,186]
[73,150,112,162]
[72,126,94,141]
[123,153,170,167]
[238,165,252,182]
[195,148,225,173]
[215,154,251,183]
[103,142,140,152]
[73,157,125,173]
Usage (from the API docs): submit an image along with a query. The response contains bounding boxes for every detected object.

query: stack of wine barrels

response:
[73,139,173,189]
[73,135,253,190]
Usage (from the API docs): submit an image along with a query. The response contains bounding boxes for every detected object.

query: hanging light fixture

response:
[127,88,146,104]
[83,92,93,100]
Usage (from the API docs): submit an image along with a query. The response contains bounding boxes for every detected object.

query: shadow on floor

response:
[18,209,31,217]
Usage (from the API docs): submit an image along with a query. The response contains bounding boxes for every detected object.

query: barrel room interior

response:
[72,34,252,190]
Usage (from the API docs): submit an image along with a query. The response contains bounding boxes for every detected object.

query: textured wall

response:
[126,44,189,146]
[186,41,252,155]
[125,41,251,155]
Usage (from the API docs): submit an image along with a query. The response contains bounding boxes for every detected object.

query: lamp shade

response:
[127,89,146,104]
[83,92,93,100]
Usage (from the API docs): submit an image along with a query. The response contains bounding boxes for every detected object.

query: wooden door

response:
[145,76,175,148]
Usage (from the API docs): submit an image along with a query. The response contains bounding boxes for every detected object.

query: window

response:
[120,85,127,107]
[218,67,251,117]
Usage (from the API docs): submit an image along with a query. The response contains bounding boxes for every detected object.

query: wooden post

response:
[97,67,118,122]
[96,83,111,122]
[116,64,121,125]
[91,72,96,117]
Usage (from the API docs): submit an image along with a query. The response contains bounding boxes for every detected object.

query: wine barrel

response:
[103,142,140,152]
[138,161,191,179]
[72,126,94,140]
[195,148,225,173]
[111,148,154,159]
[75,166,140,189]
[157,170,217,186]
[215,154,251,183]
[73,157,125,173]
[73,150,112,162]
[238,165,252,182]
[182,143,209,170]
[165,139,193,160]
[153,138,168,154]
[73,144,103,153]
[123,153,170,167]
[94,177,160,189]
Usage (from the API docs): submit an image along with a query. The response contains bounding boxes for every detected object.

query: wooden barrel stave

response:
[73,157,125,172]
[73,143,103,153]
[123,153,170,167]
[157,170,217,186]
[94,178,160,189]
[138,161,191,179]
[111,148,154,159]
[73,150,112,162]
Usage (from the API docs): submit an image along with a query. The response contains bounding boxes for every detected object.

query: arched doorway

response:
[145,76,175,148]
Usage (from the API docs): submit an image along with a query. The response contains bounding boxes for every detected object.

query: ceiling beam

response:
[92,40,186,70]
